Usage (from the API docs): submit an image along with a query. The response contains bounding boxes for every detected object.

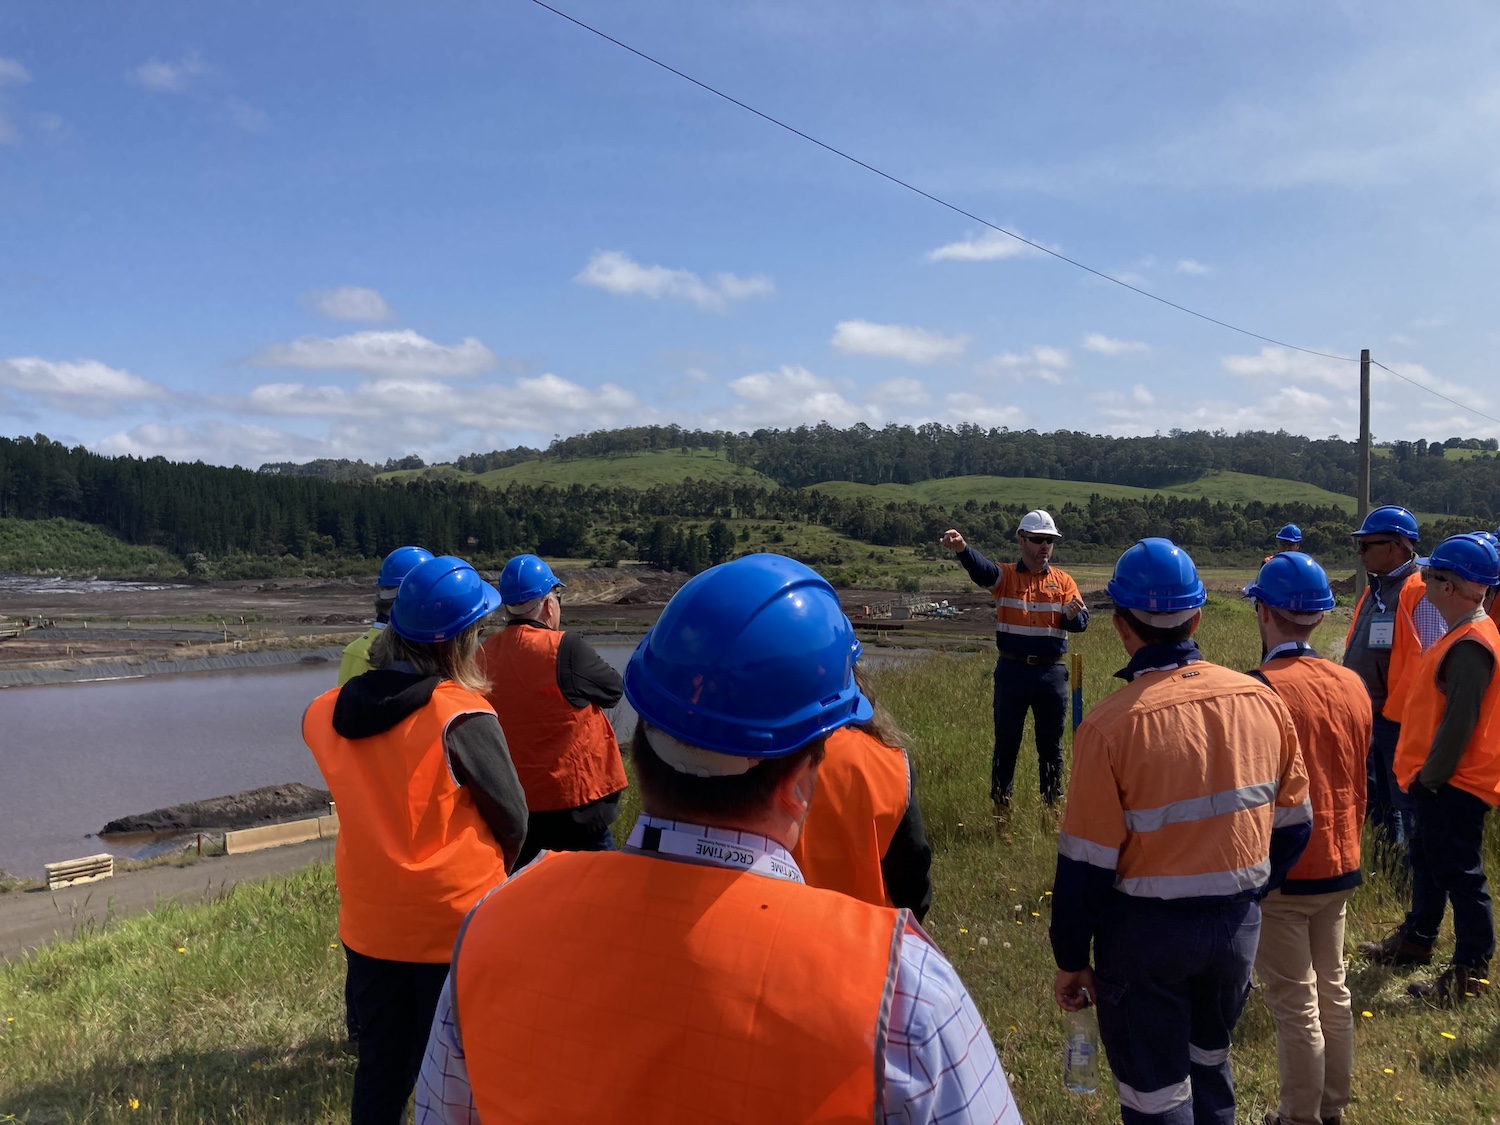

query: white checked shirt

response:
[415,815,1023,1125]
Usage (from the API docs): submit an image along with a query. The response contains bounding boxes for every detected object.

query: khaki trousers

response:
[1255,887,1356,1125]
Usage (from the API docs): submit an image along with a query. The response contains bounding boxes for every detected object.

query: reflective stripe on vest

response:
[1380,578,1429,724]
[1257,656,1371,885]
[480,625,626,812]
[1059,661,1309,900]
[303,681,508,962]
[1393,614,1500,807]
[454,849,901,1124]
[792,727,910,908]
[991,564,1076,640]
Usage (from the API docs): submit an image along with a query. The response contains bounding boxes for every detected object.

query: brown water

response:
[0,641,917,878]
[0,645,640,879]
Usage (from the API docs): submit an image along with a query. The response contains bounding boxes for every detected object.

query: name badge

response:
[1367,612,1396,650]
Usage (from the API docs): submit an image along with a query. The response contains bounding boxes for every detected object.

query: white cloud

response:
[130,51,208,93]
[225,98,270,133]
[0,357,168,407]
[830,320,968,365]
[1083,333,1151,356]
[303,287,395,323]
[726,365,875,428]
[926,230,1054,262]
[943,393,1025,429]
[975,345,1071,382]
[1175,259,1212,275]
[1220,346,1354,389]
[93,422,329,466]
[0,58,31,87]
[870,377,932,405]
[250,329,497,378]
[574,250,773,311]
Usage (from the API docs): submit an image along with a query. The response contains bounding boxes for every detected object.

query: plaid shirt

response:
[415,816,1022,1125]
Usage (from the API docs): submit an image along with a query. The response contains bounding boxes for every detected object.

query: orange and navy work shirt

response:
[956,546,1088,658]
[1049,641,1310,972]
[1255,642,1371,895]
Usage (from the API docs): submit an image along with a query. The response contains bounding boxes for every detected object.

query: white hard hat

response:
[1018,510,1062,538]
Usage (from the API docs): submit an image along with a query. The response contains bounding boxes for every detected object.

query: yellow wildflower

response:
[1440,1031,1457,1040]
[1383,1068,1394,1075]
[175,947,187,954]
[128,1099,140,1111]
[1360,1010,1373,1018]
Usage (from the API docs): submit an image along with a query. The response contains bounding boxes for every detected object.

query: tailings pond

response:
[0,645,641,879]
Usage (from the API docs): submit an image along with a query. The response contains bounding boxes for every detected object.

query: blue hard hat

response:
[1275,524,1303,544]
[1106,538,1207,613]
[1353,505,1419,541]
[1475,531,1500,551]
[624,554,873,759]
[1245,552,1335,613]
[1417,535,1500,587]
[378,545,434,589]
[390,555,503,643]
[498,554,565,605]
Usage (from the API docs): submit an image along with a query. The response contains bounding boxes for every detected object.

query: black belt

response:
[997,651,1065,665]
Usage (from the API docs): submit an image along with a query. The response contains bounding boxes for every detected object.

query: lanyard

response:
[625,816,804,884]
[1263,641,1318,663]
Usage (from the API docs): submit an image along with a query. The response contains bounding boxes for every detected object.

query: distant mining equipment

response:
[0,616,54,641]
[858,597,958,622]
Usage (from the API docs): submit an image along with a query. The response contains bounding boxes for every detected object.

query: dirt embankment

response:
[100,782,332,835]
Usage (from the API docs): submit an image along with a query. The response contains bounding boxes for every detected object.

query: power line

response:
[528,0,1500,428]
[1371,360,1500,427]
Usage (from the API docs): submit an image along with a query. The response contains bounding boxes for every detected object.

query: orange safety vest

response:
[479,625,626,812]
[303,681,508,963]
[990,563,1081,643]
[1060,662,1309,898]
[1346,576,1425,723]
[792,727,910,908]
[453,849,902,1124]
[1393,614,1500,807]
[1258,654,1371,886]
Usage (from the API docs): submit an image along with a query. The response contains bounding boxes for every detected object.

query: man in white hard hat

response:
[941,509,1088,820]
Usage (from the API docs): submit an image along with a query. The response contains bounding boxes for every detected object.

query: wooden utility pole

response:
[1355,348,1371,597]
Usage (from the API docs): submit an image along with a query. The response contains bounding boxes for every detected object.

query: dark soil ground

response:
[100,782,332,835]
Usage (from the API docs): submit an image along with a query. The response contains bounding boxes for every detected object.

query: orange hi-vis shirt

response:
[1059,661,1310,900]
[1257,648,1371,892]
[1346,573,1425,723]
[990,562,1082,656]
[1394,613,1500,807]
[792,726,910,908]
[480,626,626,812]
[303,681,508,963]
[452,848,902,1124]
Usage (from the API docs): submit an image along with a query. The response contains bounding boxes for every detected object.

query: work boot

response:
[991,797,1012,838]
[1406,964,1492,1004]
[1356,927,1433,966]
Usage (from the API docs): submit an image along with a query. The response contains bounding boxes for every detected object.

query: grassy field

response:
[0,519,183,580]
[2,602,1496,1122]
[809,469,1362,512]
[379,449,777,489]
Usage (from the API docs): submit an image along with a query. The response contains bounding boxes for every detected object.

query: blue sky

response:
[2,1,1498,468]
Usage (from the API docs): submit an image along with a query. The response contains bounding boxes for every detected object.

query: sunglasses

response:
[1021,535,1055,545]
[1356,538,1399,552]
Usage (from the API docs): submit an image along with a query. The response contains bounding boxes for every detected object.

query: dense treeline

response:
[532,423,1499,517]
[2,431,1495,579]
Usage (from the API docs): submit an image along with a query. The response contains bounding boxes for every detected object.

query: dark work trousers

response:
[515,804,618,870]
[1093,895,1260,1125]
[1366,715,1414,853]
[1403,783,1495,970]
[344,945,451,1125]
[991,658,1068,803]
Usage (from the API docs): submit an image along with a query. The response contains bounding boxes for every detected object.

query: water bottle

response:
[1063,987,1100,1094]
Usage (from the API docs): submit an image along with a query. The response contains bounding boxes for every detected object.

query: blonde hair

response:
[368,622,490,694]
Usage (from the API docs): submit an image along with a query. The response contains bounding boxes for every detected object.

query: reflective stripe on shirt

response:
[1123,781,1279,834]
[996,621,1068,638]
[1117,858,1271,899]
[1058,832,1120,869]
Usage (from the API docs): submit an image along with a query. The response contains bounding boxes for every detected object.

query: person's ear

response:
[776,756,820,822]
[1186,610,1203,636]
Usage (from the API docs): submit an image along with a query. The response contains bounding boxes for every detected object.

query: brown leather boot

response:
[1356,927,1433,966]
[1407,964,1492,1004]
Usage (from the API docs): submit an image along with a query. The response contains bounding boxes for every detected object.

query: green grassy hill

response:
[379,449,775,490]
[0,518,183,578]
[807,469,1359,511]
